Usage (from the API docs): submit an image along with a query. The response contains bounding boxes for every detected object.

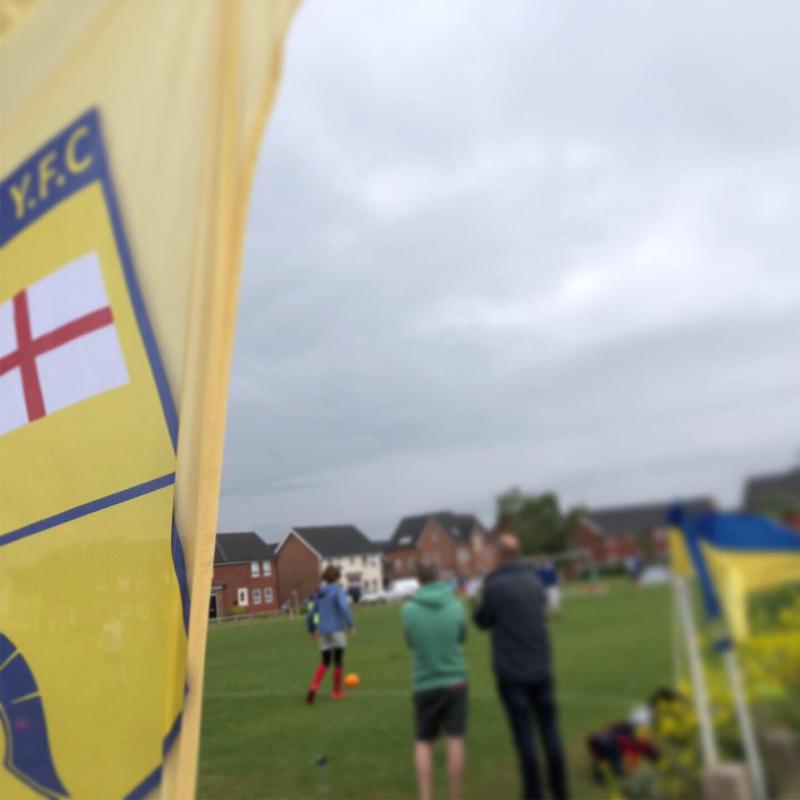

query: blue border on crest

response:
[0,473,176,548]
[1,109,191,797]
[124,713,184,800]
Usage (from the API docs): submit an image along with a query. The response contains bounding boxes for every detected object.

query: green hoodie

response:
[402,582,468,692]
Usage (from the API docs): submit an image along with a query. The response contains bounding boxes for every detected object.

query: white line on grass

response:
[204,688,640,708]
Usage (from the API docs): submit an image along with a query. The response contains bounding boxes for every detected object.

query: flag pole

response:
[718,638,768,800]
[673,574,718,767]
[674,510,770,800]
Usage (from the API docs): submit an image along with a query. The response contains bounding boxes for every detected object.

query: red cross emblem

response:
[0,253,128,434]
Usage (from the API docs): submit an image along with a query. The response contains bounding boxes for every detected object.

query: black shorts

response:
[413,683,468,741]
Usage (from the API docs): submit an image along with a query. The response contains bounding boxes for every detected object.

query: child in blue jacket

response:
[306,565,355,702]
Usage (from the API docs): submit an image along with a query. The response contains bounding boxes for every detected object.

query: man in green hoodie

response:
[402,562,468,800]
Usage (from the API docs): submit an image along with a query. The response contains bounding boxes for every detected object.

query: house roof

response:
[583,497,714,535]
[388,511,487,549]
[371,538,392,552]
[743,467,800,513]
[454,513,487,538]
[290,525,378,558]
[215,532,276,564]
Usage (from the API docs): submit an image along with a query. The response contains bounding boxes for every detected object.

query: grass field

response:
[198,581,672,799]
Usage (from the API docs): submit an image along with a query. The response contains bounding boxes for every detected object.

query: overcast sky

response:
[217,1,800,541]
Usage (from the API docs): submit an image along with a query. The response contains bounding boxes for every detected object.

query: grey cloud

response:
[219,1,800,539]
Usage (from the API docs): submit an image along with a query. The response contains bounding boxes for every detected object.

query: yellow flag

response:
[670,526,800,640]
[0,1,297,797]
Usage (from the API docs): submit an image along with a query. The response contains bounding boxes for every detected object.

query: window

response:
[265,587,273,603]
[430,530,438,542]
[250,561,260,578]
[253,589,262,604]
[262,560,272,577]
[394,559,402,572]
[237,588,249,606]
[457,548,470,563]
[361,555,366,566]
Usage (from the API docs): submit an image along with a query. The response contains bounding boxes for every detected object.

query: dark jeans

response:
[497,676,568,800]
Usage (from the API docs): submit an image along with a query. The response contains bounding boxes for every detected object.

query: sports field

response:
[198,580,672,799]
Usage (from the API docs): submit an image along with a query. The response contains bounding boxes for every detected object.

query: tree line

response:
[494,488,583,556]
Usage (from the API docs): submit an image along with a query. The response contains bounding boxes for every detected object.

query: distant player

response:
[625,554,643,582]
[535,555,561,617]
[305,565,355,703]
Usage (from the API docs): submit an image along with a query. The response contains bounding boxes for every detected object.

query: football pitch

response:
[198,580,672,799]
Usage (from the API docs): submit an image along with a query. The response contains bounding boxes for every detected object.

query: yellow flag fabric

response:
[0,2,297,797]
[669,528,695,578]
[669,528,800,640]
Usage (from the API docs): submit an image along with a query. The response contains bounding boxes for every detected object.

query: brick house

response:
[385,512,494,582]
[574,497,714,565]
[276,525,383,607]
[742,466,800,529]
[573,517,639,566]
[211,532,279,618]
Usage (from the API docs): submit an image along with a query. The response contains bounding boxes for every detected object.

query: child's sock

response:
[332,666,343,696]
[310,664,328,692]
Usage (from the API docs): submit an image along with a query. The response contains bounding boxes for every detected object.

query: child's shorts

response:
[319,631,347,651]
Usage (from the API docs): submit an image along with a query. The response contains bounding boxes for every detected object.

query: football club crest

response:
[0,111,188,798]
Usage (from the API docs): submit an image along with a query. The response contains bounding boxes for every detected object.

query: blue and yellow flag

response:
[0,2,297,797]
[670,512,800,641]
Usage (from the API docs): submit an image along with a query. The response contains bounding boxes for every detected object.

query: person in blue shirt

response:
[535,556,562,617]
[305,565,355,703]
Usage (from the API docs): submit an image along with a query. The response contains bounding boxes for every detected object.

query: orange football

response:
[344,672,360,688]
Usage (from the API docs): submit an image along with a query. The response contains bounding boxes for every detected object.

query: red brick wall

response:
[573,521,641,565]
[418,520,459,579]
[386,547,417,579]
[388,523,497,580]
[212,560,279,616]
[574,521,606,563]
[782,510,800,531]
[277,533,321,606]
[470,529,496,574]
[604,533,639,563]
[648,527,670,559]
[483,540,497,572]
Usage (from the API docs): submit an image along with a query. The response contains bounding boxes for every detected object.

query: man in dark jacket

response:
[473,533,568,800]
